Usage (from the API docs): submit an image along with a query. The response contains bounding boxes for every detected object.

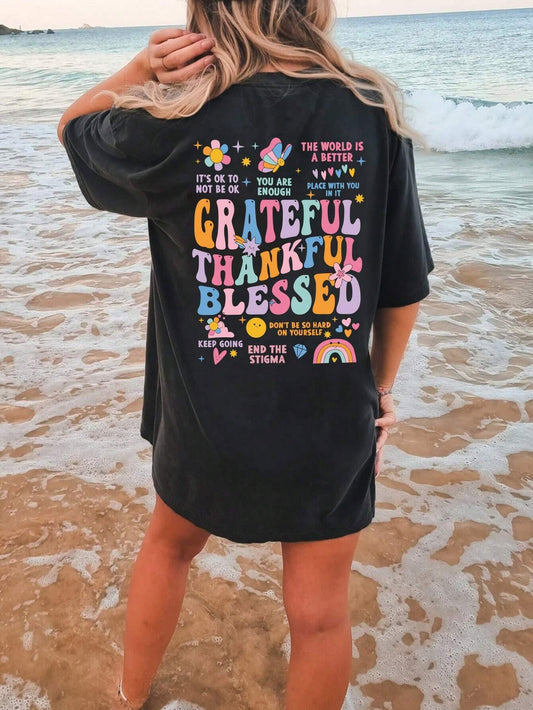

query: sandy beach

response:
[1,203,531,708]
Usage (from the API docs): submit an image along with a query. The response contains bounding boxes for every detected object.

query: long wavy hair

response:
[110,0,429,149]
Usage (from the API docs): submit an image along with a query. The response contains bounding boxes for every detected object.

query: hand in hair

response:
[147,27,216,83]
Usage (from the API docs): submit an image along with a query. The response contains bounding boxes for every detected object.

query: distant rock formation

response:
[79,23,102,29]
[0,23,22,35]
[0,24,54,35]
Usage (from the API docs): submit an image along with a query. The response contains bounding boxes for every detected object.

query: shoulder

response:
[107,107,178,162]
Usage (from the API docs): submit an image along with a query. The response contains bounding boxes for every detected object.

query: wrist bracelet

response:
[376,385,393,397]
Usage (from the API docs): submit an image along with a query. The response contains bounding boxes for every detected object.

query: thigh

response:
[281,532,361,630]
[145,491,211,559]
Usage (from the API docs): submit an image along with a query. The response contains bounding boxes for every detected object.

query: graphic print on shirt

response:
[193,136,366,366]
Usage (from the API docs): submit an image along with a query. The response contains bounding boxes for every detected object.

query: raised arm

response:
[57,49,153,144]
[57,29,215,144]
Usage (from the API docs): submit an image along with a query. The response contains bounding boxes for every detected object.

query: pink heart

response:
[321,170,327,180]
[312,169,318,178]
[328,167,334,176]
[342,317,351,326]
[352,322,360,330]
[213,348,227,365]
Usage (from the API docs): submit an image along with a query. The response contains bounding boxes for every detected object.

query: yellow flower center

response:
[210,148,223,163]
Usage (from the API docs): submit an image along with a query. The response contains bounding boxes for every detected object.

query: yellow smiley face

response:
[246,317,267,338]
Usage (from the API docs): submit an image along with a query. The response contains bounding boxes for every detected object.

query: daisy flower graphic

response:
[203,139,231,171]
[329,262,353,289]
[206,316,222,334]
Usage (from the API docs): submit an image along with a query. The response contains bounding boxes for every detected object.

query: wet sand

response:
[1,198,532,707]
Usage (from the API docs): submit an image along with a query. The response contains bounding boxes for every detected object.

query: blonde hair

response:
[110,0,429,150]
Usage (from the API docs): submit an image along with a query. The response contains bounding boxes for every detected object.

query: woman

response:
[58,1,434,708]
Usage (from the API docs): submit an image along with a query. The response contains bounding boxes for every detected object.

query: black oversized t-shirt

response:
[62,71,434,543]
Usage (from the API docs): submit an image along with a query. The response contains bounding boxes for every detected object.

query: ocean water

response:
[1,8,532,709]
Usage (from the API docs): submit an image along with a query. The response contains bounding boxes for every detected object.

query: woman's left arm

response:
[57,49,153,144]
[58,30,216,144]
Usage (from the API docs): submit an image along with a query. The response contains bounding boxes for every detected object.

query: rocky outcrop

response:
[0,24,22,35]
[0,24,54,35]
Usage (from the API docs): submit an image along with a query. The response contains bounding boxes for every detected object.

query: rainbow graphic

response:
[313,338,356,364]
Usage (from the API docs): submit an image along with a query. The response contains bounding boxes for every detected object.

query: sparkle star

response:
[298,243,306,252]
[232,140,243,152]
[296,168,301,173]
[196,159,200,164]
[242,178,251,187]
[251,142,259,149]
[239,315,246,323]
[357,157,366,166]
[332,316,337,322]
[198,355,204,362]
[242,238,260,256]
[307,190,315,199]
[198,317,204,323]
[242,157,251,167]
[194,141,201,150]
[355,194,365,203]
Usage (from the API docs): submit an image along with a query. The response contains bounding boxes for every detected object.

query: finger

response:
[159,39,216,72]
[151,32,209,59]
[160,54,216,84]
[149,27,189,46]
[375,446,384,477]
[375,413,396,428]
[376,428,388,450]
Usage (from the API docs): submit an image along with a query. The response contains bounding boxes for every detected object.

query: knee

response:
[173,535,209,561]
[146,494,211,561]
[283,593,349,636]
[146,528,209,562]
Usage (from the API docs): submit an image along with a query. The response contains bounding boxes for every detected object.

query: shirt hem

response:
[140,424,154,445]
[151,474,375,544]
[377,280,431,308]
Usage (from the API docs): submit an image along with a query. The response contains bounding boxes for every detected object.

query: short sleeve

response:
[377,133,435,308]
[62,109,150,218]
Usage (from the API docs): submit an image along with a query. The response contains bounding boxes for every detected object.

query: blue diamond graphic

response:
[293,343,307,359]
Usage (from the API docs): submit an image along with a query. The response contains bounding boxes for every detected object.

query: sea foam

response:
[405,88,533,151]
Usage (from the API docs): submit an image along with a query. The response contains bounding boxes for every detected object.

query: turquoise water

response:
[0,7,531,312]
[1,8,531,222]
[0,7,532,137]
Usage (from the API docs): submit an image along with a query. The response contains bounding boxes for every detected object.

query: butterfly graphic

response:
[258,138,292,173]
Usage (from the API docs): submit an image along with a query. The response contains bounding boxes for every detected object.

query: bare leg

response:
[281,531,361,710]
[120,493,210,705]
